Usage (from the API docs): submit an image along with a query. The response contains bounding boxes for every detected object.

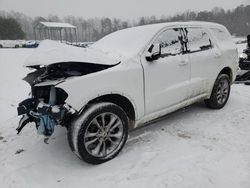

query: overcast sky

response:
[0,0,248,19]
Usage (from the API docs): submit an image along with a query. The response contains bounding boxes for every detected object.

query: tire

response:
[205,74,231,109]
[15,45,19,48]
[67,102,128,164]
[0,45,2,48]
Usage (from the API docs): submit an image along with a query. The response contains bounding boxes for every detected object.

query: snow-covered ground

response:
[0,45,250,188]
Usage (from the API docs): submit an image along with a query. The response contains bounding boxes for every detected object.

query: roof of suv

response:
[92,21,226,59]
[131,21,223,30]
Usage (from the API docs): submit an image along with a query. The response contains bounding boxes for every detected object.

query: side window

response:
[151,28,183,56]
[185,28,212,53]
[210,28,231,41]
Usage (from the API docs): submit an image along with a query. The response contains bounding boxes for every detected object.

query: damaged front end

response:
[17,85,73,136]
[17,61,114,137]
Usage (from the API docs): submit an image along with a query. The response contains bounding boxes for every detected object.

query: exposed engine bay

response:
[17,62,115,137]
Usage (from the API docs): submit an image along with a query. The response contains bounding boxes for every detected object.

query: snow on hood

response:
[24,40,120,67]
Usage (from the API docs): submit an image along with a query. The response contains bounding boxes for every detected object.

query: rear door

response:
[184,27,216,98]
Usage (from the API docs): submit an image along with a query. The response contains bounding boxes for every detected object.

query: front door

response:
[141,27,190,115]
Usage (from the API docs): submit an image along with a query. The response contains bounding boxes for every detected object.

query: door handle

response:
[179,59,188,66]
[214,51,222,58]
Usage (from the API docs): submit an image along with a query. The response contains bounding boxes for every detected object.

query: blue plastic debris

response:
[37,115,55,136]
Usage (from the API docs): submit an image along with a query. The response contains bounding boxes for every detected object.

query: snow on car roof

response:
[92,21,224,58]
[40,22,76,28]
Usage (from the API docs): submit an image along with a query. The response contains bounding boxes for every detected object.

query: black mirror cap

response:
[145,44,162,62]
[146,55,153,62]
[146,53,161,62]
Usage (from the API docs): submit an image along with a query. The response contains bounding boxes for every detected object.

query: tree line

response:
[0,17,25,40]
[0,4,249,41]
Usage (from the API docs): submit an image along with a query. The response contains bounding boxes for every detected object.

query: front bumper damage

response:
[17,59,116,137]
[17,86,76,137]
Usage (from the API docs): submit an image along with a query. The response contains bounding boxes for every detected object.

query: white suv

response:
[17,22,238,164]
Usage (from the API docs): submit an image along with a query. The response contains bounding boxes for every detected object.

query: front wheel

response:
[67,102,128,164]
[205,74,231,109]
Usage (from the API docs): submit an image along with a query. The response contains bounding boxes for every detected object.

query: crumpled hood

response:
[24,40,120,67]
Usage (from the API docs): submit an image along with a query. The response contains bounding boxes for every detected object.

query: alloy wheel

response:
[84,113,124,158]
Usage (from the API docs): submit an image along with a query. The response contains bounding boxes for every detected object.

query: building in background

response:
[33,21,77,43]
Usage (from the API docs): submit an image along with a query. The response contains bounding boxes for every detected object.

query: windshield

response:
[92,24,164,58]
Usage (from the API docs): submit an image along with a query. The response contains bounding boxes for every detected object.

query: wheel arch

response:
[79,93,137,128]
[219,67,233,84]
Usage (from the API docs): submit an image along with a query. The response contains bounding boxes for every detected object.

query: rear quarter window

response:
[210,28,231,41]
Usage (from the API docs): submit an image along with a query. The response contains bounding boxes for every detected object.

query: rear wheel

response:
[67,102,128,164]
[205,74,231,109]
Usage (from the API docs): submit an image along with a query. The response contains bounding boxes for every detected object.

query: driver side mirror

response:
[145,44,162,62]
